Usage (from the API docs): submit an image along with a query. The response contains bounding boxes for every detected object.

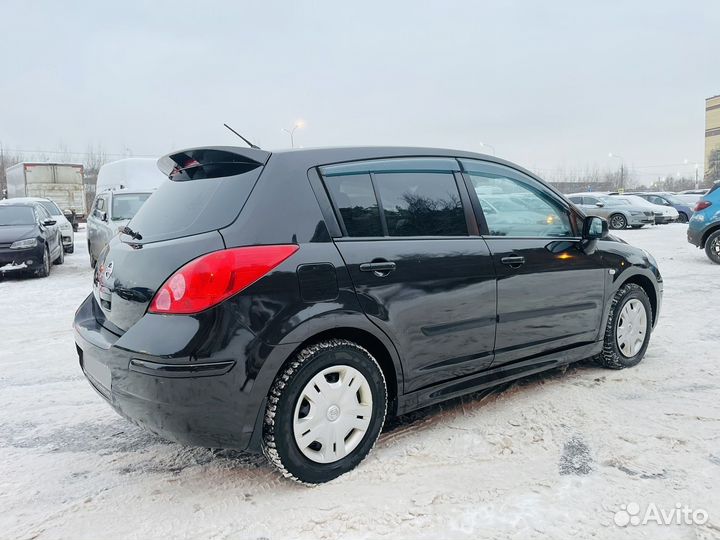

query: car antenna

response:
[223,123,261,149]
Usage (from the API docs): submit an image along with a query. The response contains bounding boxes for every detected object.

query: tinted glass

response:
[325,174,382,237]
[568,196,582,203]
[374,172,467,236]
[128,165,263,243]
[112,193,151,221]
[468,172,572,237]
[0,206,35,226]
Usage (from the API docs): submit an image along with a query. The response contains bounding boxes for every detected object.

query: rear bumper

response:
[73,293,285,450]
[687,224,704,247]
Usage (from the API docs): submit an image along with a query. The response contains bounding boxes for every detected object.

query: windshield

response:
[112,193,151,221]
[0,206,35,226]
[39,201,61,215]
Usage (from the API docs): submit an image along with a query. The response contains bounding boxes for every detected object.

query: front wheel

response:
[54,240,64,265]
[677,212,689,224]
[609,213,627,230]
[36,247,50,278]
[263,339,387,484]
[705,230,720,264]
[595,283,652,369]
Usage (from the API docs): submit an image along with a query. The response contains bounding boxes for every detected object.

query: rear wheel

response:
[677,212,689,224]
[595,283,652,369]
[705,230,720,264]
[609,213,627,230]
[263,339,387,484]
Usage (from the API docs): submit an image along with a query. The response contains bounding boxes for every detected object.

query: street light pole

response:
[282,120,304,148]
[609,152,624,191]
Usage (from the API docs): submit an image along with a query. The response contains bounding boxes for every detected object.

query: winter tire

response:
[609,213,627,230]
[54,240,64,265]
[705,230,720,264]
[677,212,689,224]
[595,283,652,369]
[263,339,387,484]
[36,247,50,278]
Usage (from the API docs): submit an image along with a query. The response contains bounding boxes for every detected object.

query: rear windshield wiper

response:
[118,226,142,240]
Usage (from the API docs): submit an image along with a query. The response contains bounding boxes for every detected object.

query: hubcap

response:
[616,299,647,357]
[293,365,373,464]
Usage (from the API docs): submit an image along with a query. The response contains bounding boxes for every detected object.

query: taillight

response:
[694,200,712,212]
[149,245,298,314]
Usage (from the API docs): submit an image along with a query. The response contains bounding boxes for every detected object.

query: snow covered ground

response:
[1,224,719,540]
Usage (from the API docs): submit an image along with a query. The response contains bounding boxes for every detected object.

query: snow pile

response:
[1,224,719,539]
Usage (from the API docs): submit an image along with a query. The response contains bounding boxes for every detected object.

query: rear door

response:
[321,158,497,392]
[459,159,606,367]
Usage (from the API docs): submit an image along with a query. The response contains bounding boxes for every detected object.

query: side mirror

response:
[101,212,108,222]
[42,218,57,226]
[583,216,608,239]
[580,216,607,254]
[595,202,605,208]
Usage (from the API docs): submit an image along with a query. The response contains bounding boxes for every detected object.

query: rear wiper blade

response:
[118,226,142,240]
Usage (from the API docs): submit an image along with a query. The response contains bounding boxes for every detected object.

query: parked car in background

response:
[0,200,64,277]
[567,193,654,229]
[687,183,720,264]
[75,146,663,484]
[675,190,709,207]
[87,158,166,267]
[4,197,74,253]
[5,162,86,230]
[609,194,678,224]
[624,192,694,223]
[86,189,152,268]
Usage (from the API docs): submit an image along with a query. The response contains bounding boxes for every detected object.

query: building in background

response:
[706,95,720,180]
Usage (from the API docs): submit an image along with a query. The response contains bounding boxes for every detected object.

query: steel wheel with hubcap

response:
[616,299,647,357]
[263,339,387,484]
[293,365,373,463]
[596,283,652,369]
[609,214,627,230]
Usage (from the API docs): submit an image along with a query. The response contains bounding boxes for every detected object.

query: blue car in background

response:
[688,184,720,264]
[628,192,695,223]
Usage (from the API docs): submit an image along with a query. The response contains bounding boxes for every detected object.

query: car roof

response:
[0,199,38,207]
[2,196,53,204]
[102,188,155,195]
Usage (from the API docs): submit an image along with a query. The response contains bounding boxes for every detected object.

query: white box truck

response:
[5,163,87,228]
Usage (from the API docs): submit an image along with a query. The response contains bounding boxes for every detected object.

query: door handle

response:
[359,261,396,276]
[501,255,526,268]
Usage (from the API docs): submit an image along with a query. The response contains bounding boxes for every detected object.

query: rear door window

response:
[374,172,467,237]
[322,158,468,237]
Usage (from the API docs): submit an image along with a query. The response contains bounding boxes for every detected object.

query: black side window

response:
[374,172,467,236]
[568,196,582,204]
[324,174,383,237]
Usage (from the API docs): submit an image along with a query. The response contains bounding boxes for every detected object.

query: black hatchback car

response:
[74,146,662,483]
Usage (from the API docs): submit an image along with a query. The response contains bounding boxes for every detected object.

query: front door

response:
[460,159,607,366]
[321,158,497,392]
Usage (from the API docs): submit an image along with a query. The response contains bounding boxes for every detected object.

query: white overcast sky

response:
[1,0,717,181]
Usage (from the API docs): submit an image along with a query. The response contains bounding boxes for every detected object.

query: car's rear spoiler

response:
[157,146,272,179]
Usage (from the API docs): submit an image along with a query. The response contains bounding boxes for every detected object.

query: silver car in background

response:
[567,193,655,229]
[86,189,152,268]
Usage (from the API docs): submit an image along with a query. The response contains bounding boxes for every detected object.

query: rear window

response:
[127,163,263,243]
